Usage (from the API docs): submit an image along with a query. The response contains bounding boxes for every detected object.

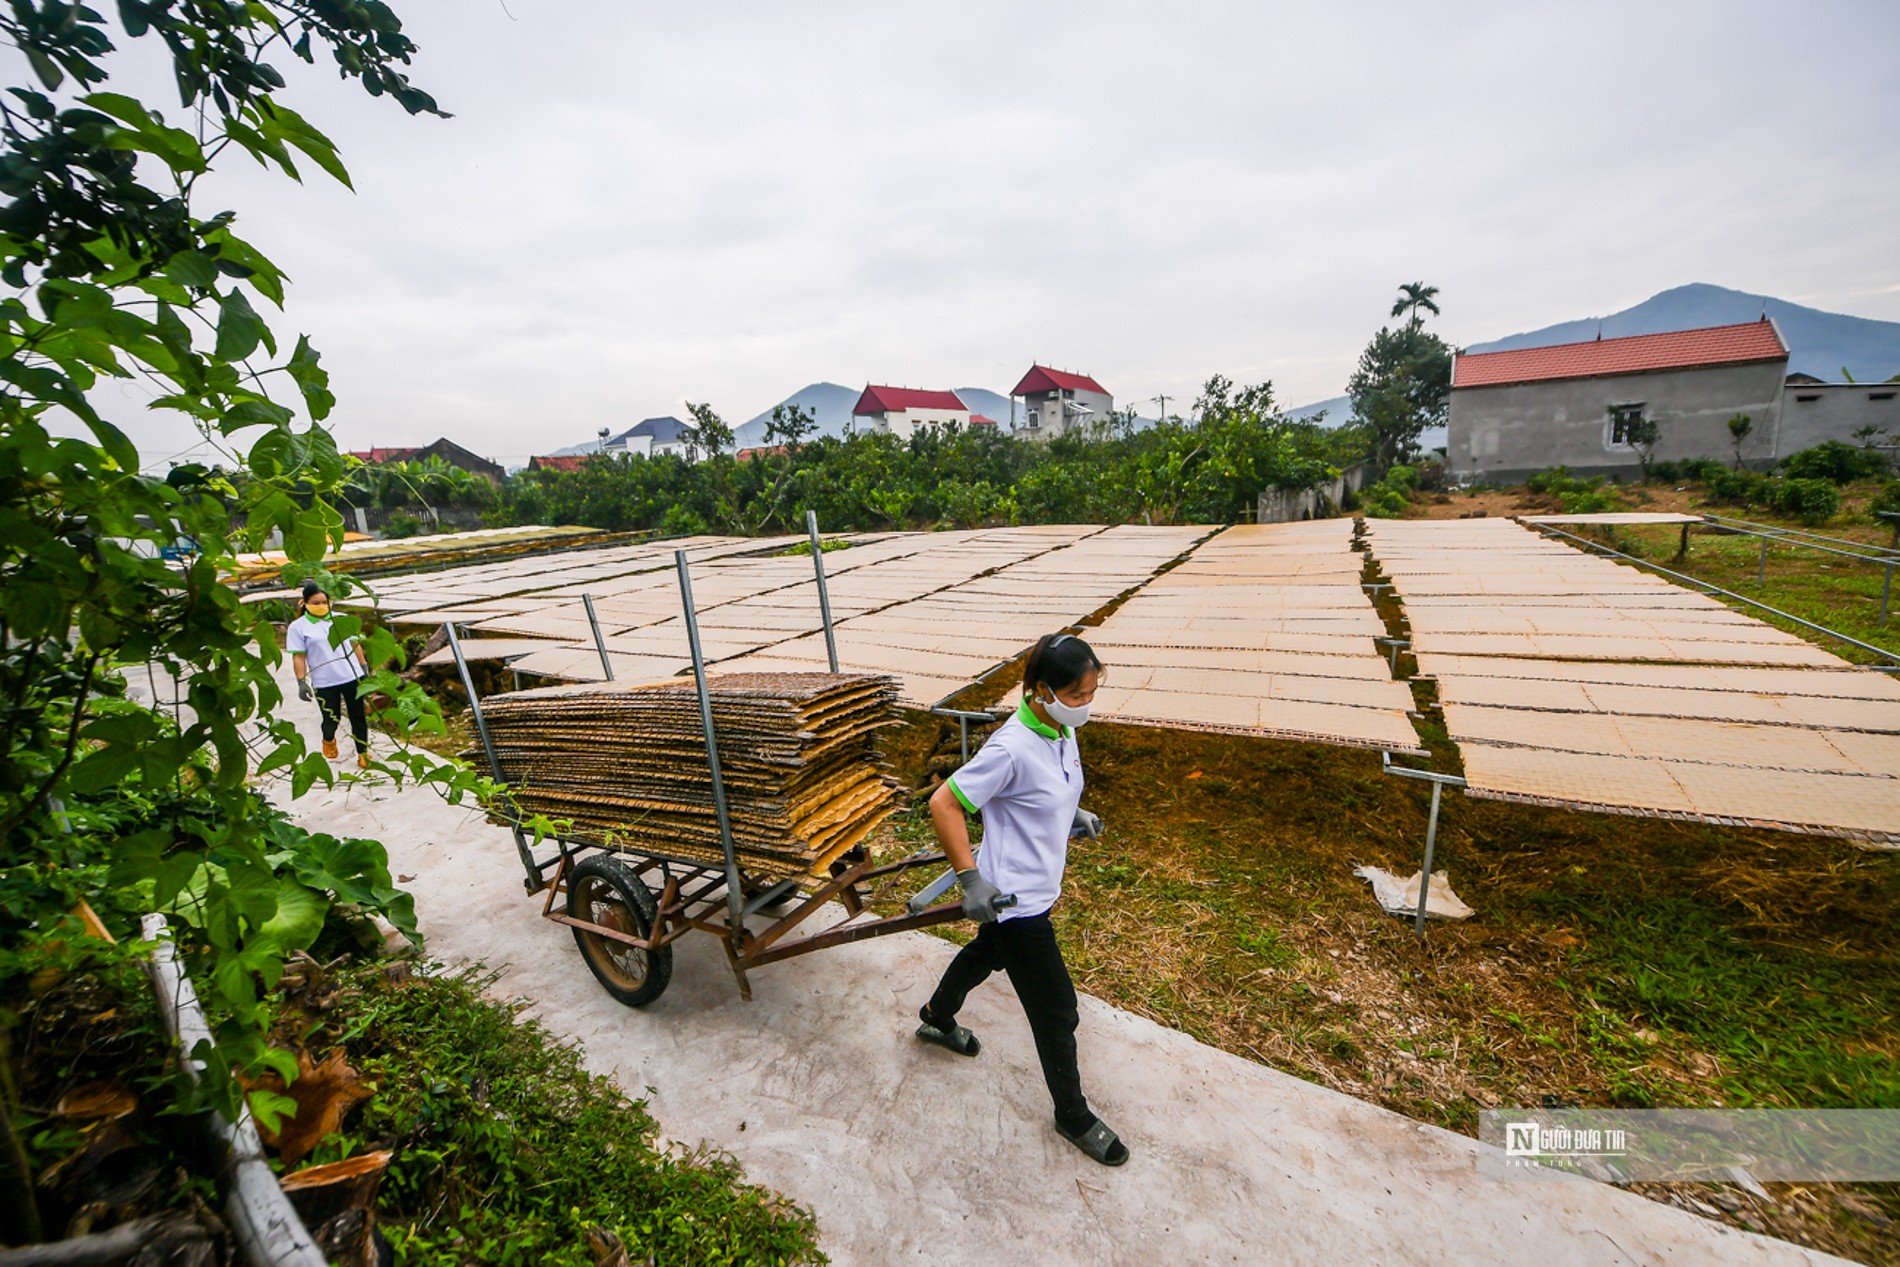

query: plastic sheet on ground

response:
[1353,865,1475,921]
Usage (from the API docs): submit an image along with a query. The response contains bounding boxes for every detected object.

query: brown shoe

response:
[356,752,370,771]
[322,740,339,759]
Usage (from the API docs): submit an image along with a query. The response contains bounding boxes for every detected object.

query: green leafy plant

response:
[307,962,824,1266]
[1707,467,1764,506]
[382,510,424,539]
[1727,413,1754,471]
[499,376,1365,532]
[1766,477,1841,526]
[1360,463,1418,519]
[1348,283,1452,468]
[0,3,506,1220]
[1779,440,1890,485]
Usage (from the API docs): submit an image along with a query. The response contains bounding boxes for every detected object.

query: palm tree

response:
[1391,281,1441,325]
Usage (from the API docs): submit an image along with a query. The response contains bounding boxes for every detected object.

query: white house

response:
[850,385,971,439]
[1009,365,1113,439]
[604,415,693,460]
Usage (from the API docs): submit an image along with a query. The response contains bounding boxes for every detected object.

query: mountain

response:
[730,383,1019,447]
[956,387,1013,425]
[1467,283,1900,382]
[1286,394,1352,427]
[731,382,862,448]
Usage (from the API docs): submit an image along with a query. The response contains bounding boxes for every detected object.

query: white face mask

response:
[1039,691,1090,729]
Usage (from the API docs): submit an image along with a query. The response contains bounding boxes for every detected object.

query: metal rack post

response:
[445,622,539,888]
[582,592,614,681]
[1381,753,1467,940]
[807,510,839,673]
[675,549,750,989]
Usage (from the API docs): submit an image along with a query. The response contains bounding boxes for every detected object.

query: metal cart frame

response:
[445,513,968,1005]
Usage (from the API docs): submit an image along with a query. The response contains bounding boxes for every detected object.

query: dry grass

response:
[864,684,1899,1263]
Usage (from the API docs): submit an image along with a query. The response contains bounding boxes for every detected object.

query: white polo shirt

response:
[285,614,364,689]
[946,700,1084,921]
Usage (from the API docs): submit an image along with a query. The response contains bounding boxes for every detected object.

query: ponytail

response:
[1022,632,1103,696]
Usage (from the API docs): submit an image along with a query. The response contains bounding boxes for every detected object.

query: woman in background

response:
[286,579,372,769]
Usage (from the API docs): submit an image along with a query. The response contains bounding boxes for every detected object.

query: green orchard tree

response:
[1348,285,1453,469]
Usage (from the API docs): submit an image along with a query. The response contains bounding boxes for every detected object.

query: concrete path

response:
[263,673,1851,1265]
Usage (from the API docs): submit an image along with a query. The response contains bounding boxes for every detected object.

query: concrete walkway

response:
[263,674,1851,1265]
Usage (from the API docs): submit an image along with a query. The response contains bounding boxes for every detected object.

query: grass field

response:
[859,481,1900,1263]
[402,486,1899,1262]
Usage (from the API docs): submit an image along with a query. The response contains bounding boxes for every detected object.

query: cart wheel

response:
[567,855,673,1007]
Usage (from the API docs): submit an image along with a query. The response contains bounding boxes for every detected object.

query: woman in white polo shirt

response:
[286,580,371,768]
[914,632,1128,1167]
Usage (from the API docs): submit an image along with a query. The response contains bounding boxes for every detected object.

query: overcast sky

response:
[41,0,1900,468]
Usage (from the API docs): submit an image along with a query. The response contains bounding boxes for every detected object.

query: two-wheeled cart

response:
[444,514,991,1005]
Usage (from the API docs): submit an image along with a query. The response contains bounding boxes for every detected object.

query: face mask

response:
[305,601,330,617]
[1039,691,1090,729]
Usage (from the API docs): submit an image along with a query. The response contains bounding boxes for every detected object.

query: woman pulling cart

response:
[913,632,1128,1167]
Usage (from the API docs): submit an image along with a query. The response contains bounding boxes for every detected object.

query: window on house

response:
[1608,403,1648,444]
[1872,391,1896,401]
[1794,393,1821,402]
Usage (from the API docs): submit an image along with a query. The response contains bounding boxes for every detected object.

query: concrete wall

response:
[1017,388,1114,439]
[854,407,970,440]
[1257,463,1373,523]
[603,434,654,459]
[1447,360,1786,483]
[1778,382,1900,452]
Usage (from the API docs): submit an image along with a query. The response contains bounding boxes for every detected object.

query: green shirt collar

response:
[1016,697,1069,740]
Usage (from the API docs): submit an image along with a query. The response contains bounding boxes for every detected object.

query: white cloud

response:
[27,0,1900,466]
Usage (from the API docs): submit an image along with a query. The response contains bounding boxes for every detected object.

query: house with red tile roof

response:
[527,454,592,472]
[347,437,504,484]
[1447,319,1789,482]
[1009,365,1113,439]
[850,385,971,439]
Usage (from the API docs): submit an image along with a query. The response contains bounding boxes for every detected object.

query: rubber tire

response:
[567,854,673,1007]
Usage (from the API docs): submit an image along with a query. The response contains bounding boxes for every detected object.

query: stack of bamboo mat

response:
[466,672,903,878]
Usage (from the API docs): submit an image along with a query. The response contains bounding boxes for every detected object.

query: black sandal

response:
[915,1009,980,1057]
[1057,1117,1129,1166]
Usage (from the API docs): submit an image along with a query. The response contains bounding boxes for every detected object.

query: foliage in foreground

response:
[310,962,824,1267]
[0,4,494,1240]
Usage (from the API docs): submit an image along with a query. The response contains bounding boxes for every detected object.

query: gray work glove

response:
[296,678,314,702]
[957,868,1002,924]
[1071,809,1104,840]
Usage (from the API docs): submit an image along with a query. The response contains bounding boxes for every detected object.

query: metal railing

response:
[1531,522,1900,663]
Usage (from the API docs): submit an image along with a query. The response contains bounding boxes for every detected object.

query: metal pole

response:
[1414,781,1443,941]
[1883,563,1893,629]
[807,509,839,673]
[676,550,748,971]
[445,623,538,886]
[1758,536,1768,587]
[582,592,614,681]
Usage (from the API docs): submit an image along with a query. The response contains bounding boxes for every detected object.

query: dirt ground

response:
[393,493,1899,1264]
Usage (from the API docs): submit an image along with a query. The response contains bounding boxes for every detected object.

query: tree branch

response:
[0,652,98,841]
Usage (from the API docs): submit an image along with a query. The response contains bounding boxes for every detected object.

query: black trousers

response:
[314,681,368,747]
[926,912,1092,1132]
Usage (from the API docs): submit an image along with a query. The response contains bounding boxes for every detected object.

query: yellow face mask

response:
[305,600,330,616]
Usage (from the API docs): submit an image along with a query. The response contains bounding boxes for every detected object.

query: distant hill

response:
[731,383,1021,447]
[1286,395,1352,426]
[1467,282,1900,382]
[956,387,1014,425]
[731,382,861,448]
